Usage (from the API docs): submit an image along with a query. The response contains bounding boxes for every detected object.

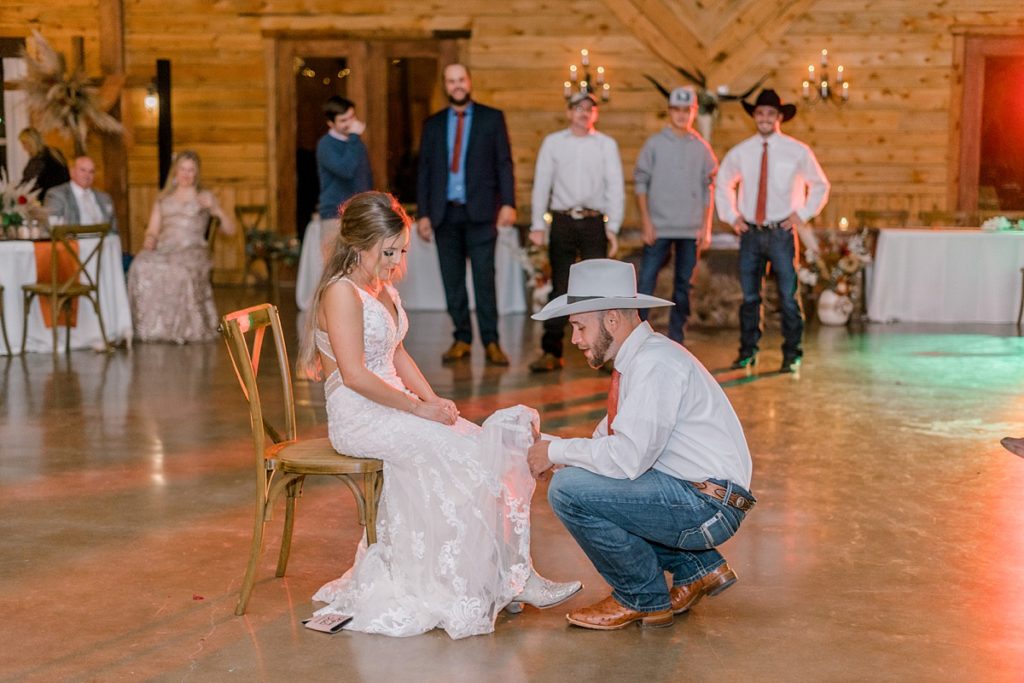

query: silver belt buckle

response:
[568,207,585,220]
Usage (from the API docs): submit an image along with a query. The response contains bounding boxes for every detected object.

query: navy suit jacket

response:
[416,102,515,227]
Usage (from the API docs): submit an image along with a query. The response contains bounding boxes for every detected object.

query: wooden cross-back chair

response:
[220,303,383,615]
[853,209,910,229]
[21,223,111,355]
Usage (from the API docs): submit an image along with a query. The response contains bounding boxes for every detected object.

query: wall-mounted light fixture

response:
[144,82,158,113]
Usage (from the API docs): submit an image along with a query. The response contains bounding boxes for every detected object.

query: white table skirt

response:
[867,228,1024,323]
[0,236,133,354]
[296,216,526,314]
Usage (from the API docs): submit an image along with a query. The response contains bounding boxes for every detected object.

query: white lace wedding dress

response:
[312,277,536,639]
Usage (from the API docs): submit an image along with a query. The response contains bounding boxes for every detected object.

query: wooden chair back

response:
[918,210,978,228]
[21,223,111,354]
[853,210,910,229]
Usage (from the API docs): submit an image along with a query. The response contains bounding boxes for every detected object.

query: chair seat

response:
[269,437,383,475]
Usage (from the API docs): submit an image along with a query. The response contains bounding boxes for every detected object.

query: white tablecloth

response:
[867,228,1024,323]
[296,216,526,314]
[0,236,133,354]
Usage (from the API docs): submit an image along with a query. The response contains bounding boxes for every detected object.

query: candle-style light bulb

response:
[821,48,828,68]
[821,79,829,97]
[596,65,605,85]
[839,216,849,230]
[802,80,810,98]
[842,81,849,101]
[836,65,844,84]
[808,65,815,83]
[602,82,610,102]
[569,64,578,82]
[581,49,590,67]
[564,81,572,99]
[580,80,588,93]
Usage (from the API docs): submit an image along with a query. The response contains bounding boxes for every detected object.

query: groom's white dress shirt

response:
[547,322,752,488]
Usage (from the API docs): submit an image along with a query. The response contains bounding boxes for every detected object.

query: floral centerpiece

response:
[798,228,872,296]
[980,216,1024,232]
[0,168,43,233]
[512,243,552,313]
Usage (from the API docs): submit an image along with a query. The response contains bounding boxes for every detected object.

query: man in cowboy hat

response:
[528,259,755,630]
[715,88,830,373]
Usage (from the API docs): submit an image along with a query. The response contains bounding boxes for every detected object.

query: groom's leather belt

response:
[552,207,603,220]
[690,481,755,512]
[745,221,786,231]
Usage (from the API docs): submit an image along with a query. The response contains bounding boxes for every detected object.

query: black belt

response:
[745,221,786,231]
[690,481,755,512]
[552,208,603,220]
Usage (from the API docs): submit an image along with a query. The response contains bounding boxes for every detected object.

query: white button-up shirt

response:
[530,128,625,234]
[548,322,752,488]
[70,182,103,225]
[715,131,829,226]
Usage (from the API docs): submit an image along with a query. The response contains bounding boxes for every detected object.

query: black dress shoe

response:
[780,355,802,373]
[730,353,757,370]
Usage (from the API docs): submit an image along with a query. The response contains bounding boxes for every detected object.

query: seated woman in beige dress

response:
[128,150,235,343]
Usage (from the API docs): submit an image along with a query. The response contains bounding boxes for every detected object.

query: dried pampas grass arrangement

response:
[16,30,123,156]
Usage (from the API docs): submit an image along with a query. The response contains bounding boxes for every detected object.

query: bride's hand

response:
[412,398,458,425]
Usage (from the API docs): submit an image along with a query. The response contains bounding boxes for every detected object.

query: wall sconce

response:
[801,49,849,105]
[144,82,158,113]
[564,48,610,103]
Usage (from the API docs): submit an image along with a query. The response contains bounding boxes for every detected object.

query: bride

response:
[298,192,580,639]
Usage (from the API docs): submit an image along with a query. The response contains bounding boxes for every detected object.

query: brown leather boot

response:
[669,563,737,614]
[484,342,509,366]
[566,595,673,630]
[441,340,472,363]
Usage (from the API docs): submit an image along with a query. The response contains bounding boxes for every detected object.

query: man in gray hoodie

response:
[633,86,718,343]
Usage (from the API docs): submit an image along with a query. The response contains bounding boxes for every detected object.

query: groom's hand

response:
[528,441,554,478]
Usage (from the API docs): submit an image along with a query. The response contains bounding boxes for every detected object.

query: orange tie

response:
[754,141,769,225]
[607,369,621,435]
[450,111,465,173]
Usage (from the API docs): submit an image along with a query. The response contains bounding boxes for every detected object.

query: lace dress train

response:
[312,279,536,639]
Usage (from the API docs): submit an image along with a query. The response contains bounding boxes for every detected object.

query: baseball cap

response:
[568,91,598,107]
[669,86,697,108]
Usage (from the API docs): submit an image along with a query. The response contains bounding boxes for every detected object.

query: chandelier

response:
[802,49,849,105]
[563,49,610,103]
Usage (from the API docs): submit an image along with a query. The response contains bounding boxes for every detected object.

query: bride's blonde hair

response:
[297,191,411,379]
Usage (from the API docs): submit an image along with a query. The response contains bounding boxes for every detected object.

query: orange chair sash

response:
[34,241,81,328]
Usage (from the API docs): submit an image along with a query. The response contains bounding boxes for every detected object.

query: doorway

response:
[956,35,1024,211]
[271,37,458,236]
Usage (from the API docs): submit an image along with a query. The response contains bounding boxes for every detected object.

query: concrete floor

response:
[2,287,1023,682]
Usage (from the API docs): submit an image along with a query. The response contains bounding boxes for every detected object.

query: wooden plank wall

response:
[4,0,1024,254]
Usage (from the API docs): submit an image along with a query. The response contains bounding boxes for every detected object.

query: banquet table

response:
[296,216,527,314]
[866,228,1024,324]
[0,236,133,354]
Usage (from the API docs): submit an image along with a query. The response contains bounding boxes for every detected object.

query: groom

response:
[527,259,755,630]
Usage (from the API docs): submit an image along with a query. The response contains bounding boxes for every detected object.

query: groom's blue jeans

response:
[548,467,752,613]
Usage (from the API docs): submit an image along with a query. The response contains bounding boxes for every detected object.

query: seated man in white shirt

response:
[44,156,118,232]
[528,259,755,630]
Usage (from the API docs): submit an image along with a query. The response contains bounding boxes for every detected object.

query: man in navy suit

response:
[416,63,516,366]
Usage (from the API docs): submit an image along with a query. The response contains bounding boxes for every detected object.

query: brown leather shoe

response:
[441,340,472,363]
[566,595,673,630]
[529,352,563,373]
[484,342,509,366]
[670,563,738,614]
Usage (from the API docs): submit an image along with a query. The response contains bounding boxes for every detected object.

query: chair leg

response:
[364,471,384,545]
[0,302,10,356]
[51,296,60,355]
[235,498,271,616]
[20,292,31,355]
[1017,269,1024,328]
[86,294,111,352]
[275,477,301,578]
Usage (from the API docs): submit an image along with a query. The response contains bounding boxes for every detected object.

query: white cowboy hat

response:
[532,259,673,320]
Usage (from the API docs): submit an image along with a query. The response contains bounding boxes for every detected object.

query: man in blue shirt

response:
[416,64,516,366]
[317,96,372,257]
